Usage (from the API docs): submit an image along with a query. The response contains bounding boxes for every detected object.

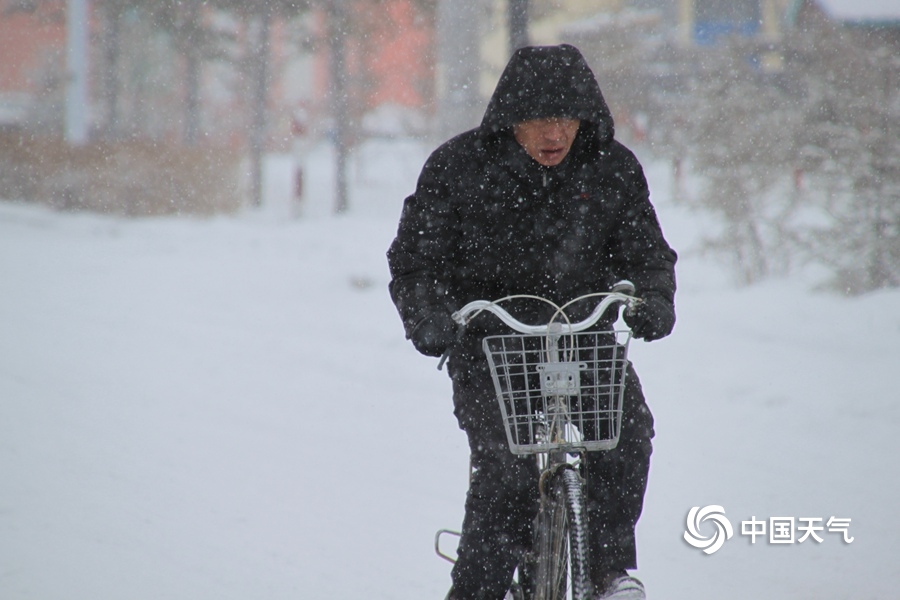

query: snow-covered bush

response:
[651,23,899,294]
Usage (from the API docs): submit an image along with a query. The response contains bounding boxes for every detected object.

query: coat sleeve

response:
[607,152,677,304]
[386,148,460,341]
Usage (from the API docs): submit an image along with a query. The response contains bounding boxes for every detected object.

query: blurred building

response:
[790,0,900,47]
[674,0,900,45]
[0,1,66,130]
[480,0,622,98]
[2,0,896,140]
[0,0,433,143]
[676,0,785,45]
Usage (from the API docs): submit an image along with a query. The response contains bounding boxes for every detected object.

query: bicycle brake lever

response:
[437,323,467,371]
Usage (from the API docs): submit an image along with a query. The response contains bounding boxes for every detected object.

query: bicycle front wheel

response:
[530,466,592,600]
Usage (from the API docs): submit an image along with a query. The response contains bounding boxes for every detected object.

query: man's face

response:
[513,117,581,167]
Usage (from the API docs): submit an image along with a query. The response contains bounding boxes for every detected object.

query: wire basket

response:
[483,330,631,455]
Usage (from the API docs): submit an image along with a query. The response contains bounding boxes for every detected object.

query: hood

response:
[480,44,615,143]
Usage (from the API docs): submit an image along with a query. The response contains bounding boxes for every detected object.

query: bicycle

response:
[435,282,640,600]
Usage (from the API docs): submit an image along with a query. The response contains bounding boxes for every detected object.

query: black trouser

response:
[447,358,654,600]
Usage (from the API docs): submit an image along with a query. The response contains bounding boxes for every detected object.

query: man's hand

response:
[410,310,457,357]
[624,293,675,341]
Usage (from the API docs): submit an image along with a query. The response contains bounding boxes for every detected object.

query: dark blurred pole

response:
[184,0,201,145]
[327,0,350,214]
[100,3,122,140]
[249,11,271,207]
[436,0,483,140]
[66,0,90,145]
[185,46,200,145]
[508,0,529,55]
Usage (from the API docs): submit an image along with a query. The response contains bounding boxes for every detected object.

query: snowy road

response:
[1,144,899,599]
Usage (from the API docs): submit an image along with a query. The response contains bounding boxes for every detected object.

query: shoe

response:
[596,571,645,599]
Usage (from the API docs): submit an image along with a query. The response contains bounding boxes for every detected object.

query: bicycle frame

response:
[435,284,639,600]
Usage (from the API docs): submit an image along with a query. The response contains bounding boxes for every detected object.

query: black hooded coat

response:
[388,45,675,347]
[387,45,676,599]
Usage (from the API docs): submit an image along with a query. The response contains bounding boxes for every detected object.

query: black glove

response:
[409,310,456,357]
[624,293,675,341]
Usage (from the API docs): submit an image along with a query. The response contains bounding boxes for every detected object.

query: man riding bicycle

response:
[387,44,677,600]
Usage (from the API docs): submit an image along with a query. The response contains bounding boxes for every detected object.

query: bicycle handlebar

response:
[451,281,638,335]
[436,282,638,370]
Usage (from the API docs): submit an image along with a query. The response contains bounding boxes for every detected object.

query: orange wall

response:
[0,4,67,94]
[364,0,434,108]
[312,0,434,115]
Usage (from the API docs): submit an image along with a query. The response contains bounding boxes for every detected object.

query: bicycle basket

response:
[483,330,631,455]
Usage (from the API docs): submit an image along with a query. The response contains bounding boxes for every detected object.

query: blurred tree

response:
[211,0,311,207]
[94,0,128,139]
[325,0,350,213]
[146,0,233,146]
[319,0,436,214]
[508,0,528,54]
[561,11,666,145]
[788,22,900,293]
[653,22,899,293]
[92,0,228,142]
[675,38,802,284]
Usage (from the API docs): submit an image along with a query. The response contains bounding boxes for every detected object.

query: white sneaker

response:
[596,573,645,599]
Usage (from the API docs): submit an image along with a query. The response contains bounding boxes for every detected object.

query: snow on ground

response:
[1,138,899,600]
